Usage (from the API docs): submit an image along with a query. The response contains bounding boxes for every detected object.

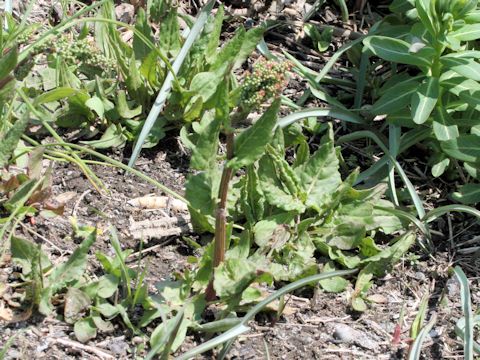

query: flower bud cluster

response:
[54,36,116,73]
[240,58,292,109]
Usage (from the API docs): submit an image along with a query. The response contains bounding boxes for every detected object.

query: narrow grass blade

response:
[408,312,437,360]
[109,226,132,302]
[17,88,106,193]
[334,0,349,22]
[423,205,480,223]
[388,124,401,206]
[36,141,187,203]
[175,325,250,360]
[410,293,429,339]
[146,308,185,360]
[276,108,366,129]
[129,0,215,167]
[338,131,426,218]
[303,0,326,21]
[355,156,388,185]
[175,269,357,360]
[0,331,22,358]
[454,266,474,360]
[373,206,430,244]
[354,49,369,108]
[316,36,364,83]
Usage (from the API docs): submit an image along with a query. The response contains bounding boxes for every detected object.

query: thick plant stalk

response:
[205,132,235,301]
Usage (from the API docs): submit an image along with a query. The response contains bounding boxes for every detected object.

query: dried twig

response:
[53,338,115,360]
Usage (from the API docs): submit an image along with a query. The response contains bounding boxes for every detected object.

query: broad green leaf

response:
[295,125,341,212]
[85,96,105,118]
[28,147,45,180]
[74,317,97,343]
[241,165,266,224]
[458,90,480,111]
[415,0,436,36]
[319,261,349,293]
[433,108,459,141]
[212,27,245,70]
[158,5,181,54]
[464,162,480,179]
[0,114,29,168]
[39,226,96,315]
[253,213,295,247]
[441,135,480,163]
[233,26,266,70]
[214,258,257,298]
[96,302,119,318]
[452,184,480,204]
[96,274,119,298]
[0,46,17,80]
[11,236,51,276]
[371,77,421,115]
[133,8,154,60]
[81,124,127,149]
[432,156,450,177]
[389,0,414,13]
[363,36,432,67]
[265,144,303,197]
[360,232,416,269]
[257,154,306,213]
[371,201,404,234]
[117,90,142,119]
[189,67,226,103]
[185,171,218,233]
[205,5,224,64]
[0,76,15,105]
[450,24,480,41]
[184,96,203,122]
[190,111,221,171]
[352,268,372,311]
[34,87,78,106]
[411,77,439,124]
[228,100,280,170]
[140,50,161,88]
[441,57,480,81]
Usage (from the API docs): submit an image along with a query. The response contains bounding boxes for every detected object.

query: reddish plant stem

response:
[205,132,235,301]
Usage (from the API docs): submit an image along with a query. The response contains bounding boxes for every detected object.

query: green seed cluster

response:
[241,58,292,109]
[54,36,116,73]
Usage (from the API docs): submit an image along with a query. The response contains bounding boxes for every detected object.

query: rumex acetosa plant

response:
[362,0,480,204]
[182,56,411,311]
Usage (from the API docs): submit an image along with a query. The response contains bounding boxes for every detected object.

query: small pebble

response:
[415,271,427,282]
[132,336,143,345]
[333,323,377,350]
[446,277,460,297]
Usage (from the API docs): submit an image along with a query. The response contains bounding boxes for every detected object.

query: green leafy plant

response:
[181,57,412,310]
[4,222,95,319]
[356,0,480,204]
[65,226,151,343]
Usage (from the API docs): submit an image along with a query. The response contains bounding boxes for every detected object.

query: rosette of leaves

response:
[360,0,480,203]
